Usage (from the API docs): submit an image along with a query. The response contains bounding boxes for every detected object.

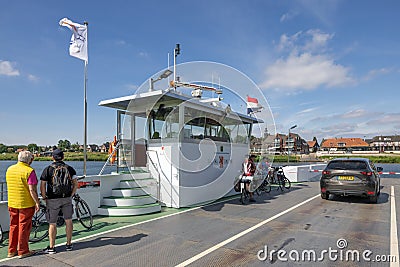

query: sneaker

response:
[66,244,73,251]
[44,246,56,254]
[7,252,17,258]
[19,250,36,259]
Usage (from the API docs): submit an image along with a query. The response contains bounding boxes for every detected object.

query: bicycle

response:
[275,166,291,191]
[30,178,93,243]
[255,177,272,195]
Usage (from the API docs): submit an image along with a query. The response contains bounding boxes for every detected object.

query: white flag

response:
[59,18,88,62]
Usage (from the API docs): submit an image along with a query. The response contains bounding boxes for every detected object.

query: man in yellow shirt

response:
[6,151,40,259]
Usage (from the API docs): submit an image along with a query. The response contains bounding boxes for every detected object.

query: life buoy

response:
[109,136,118,164]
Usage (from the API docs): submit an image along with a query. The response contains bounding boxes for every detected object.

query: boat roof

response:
[98,89,262,124]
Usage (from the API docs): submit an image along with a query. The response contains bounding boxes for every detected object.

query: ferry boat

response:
[81,51,323,216]
[96,75,262,213]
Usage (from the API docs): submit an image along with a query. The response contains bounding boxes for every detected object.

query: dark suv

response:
[320,158,382,203]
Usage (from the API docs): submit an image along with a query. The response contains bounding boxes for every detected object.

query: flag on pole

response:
[59,18,88,62]
[247,96,263,114]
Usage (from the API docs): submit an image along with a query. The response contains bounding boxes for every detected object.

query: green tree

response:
[71,142,80,152]
[27,143,39,153]
[0,143,7,153]
[58,139,71,151]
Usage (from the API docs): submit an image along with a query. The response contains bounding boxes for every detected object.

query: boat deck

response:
[1,178,400,266]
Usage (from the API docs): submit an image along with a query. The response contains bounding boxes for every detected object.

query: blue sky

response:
[1,0,399,146]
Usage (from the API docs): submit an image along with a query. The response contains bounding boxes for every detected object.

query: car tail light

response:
[322,170,330,175]
[321,188,326,193]
[367,191,375,195]
[361,171,372,176]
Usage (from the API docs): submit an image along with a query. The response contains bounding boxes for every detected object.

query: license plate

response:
[338,176,354,181]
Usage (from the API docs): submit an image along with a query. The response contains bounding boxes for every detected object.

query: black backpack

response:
[51,163,72,197]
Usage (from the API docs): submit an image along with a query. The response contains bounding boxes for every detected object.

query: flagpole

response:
[83,21,88,176]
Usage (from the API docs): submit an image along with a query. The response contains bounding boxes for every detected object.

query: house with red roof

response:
[320,137,369,152]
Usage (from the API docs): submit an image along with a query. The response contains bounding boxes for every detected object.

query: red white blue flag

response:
[247,96,263,114]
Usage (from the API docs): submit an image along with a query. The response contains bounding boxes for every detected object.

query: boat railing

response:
[99,141,121,175]
[0,182,7,201]
[146,150,161,203]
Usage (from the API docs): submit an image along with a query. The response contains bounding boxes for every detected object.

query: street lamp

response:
[288,125,297,163]
[149,69,173,91]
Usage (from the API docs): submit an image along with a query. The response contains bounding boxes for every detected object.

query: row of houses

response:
[35,143,111,156]
[251,134,400,155]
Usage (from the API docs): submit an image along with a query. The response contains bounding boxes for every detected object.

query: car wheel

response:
[321,192,329,200]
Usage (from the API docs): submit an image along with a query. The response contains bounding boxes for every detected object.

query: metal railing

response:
[98,142,121,175]
[0,182,7,201]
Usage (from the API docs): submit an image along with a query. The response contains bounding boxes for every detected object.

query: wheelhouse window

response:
[183,107,250,144]
[148,105,179,140]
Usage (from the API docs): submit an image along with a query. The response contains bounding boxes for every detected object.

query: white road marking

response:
[390,186,399,267]
[175,194,320,267]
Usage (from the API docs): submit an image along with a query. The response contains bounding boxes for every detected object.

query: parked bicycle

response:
[255,167,273,195]
[274,166,291,191]
[255,177,272,195]
[30,177,93,243]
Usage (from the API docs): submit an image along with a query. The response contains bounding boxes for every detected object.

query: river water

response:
[0,160,117,183]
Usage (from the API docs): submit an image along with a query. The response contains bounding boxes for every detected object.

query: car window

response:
[327,161,368,170]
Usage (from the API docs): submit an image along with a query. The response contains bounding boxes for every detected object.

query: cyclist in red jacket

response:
[242,155,257,202]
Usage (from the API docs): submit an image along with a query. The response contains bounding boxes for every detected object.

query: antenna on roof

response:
[173,43,180,90]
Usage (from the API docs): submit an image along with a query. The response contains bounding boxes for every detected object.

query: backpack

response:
[50,163,72,197]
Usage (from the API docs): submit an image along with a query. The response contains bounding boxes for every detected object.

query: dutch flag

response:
[247,96,263,114]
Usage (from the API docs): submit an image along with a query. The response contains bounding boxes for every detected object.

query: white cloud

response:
[28,74,39,82]
[362,68,393,81]
[0,60,20,76]
[277,30,333,53]
[277,31,302,52]
[138,51,148,57]
[296,107,318,115]
[115,40,127,46]
[366,113,400,126]
[261,53,353,90]
[280,11,298,22]
[261,30,353,91]
[303,29,334,52]
[341,109,370,119]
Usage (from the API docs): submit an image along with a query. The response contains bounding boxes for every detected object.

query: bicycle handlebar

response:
[76,175,86,181]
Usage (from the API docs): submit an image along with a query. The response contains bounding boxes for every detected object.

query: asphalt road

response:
[2,178,399,267]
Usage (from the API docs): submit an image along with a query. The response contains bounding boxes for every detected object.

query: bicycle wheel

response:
[240,188,246,204]
[255,187,261,196]
[284,178,291,190]
[75,199,93,229]
[0,224,3,244]
[264,182,271,193]
[29,205,49,243]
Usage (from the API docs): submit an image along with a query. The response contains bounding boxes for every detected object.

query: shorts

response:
[241,176,254,183]
[46,197,73,224]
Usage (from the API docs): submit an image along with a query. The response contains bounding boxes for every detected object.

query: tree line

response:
[0,139,109,153]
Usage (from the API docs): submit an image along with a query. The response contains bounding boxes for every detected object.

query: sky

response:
[1,0,400,146]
